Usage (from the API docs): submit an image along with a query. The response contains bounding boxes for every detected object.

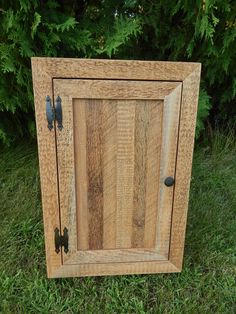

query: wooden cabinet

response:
[32,58,201,278]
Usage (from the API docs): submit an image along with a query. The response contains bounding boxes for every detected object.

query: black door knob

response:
[164,177,175,187]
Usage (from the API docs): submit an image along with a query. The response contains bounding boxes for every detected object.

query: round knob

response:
[164,177,175,187]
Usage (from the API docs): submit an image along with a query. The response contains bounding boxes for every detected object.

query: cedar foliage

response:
[0,0,235,144]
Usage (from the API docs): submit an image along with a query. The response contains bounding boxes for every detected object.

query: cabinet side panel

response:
[31,61,62,277]
[170,68,201,269]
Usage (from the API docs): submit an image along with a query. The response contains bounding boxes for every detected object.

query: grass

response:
[0,131,235,313]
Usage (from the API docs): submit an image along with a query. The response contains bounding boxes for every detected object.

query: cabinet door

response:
[31,58,201,277]
[54,79,181,267]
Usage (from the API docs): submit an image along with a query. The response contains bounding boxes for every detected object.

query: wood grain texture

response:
[144,102,163,248]
[86,99,104,250]
[53,79,180,101]
[115,101,136,248]
[51,260,180,278]
[155,84,182,257]
[32,57,199,82]
[102,100,117,249]
[64,248,166,264]
[31,57,201,278]
[169,67,201,269]
[53,80,182,268]
[52,91,77,264]
[132,102,149,248]
[31,61,61,277]
[74,99,118,251]
[70,96,175,253]
[73,100,89,250]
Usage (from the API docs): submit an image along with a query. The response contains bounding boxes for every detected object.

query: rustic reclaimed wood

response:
[31,58,201,278]
[102,100,117,249]
[155,84,182,256]
[143,101,163,249]
[31,60,62,276]
[73,100,88,250]
[169,69,201,270]
[53,260,179,277]
[53,79,181,265]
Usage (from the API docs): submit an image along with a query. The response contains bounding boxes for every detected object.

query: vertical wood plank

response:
[52,91,77,263]
[155,85,182,257]
[31,62,62,277]
[131,102,149,248]
[86,99,103,250]
[116,101,135,248]
[169,68,201,269]
[73,100,89,250]
[102,100,117,249]
[144,101,163,248]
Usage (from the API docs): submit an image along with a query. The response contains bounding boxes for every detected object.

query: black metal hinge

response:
[54,227,69,254]
[46,95,63,131]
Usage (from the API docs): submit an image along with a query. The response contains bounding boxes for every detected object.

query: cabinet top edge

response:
[31,57,201,67]
[31,57,201,83]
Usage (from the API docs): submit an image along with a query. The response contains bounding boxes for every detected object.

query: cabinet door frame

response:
[31,58,201,278]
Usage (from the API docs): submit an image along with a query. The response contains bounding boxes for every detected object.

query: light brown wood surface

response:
[54,260,179,278]
[102,100,117,249]
[65,248,166,264]
[31,58,201,278]
[155,84,182,256]
[73,101,88,250]
[169,68,201,269]
[54,79,181,268]
[32,57,198,81]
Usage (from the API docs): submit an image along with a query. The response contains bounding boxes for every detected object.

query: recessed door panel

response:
[73,99,163,251]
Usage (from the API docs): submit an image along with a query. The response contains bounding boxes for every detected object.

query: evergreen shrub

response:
[0,1,235,144]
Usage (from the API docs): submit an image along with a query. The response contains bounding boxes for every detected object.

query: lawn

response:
[0,131,235,313]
